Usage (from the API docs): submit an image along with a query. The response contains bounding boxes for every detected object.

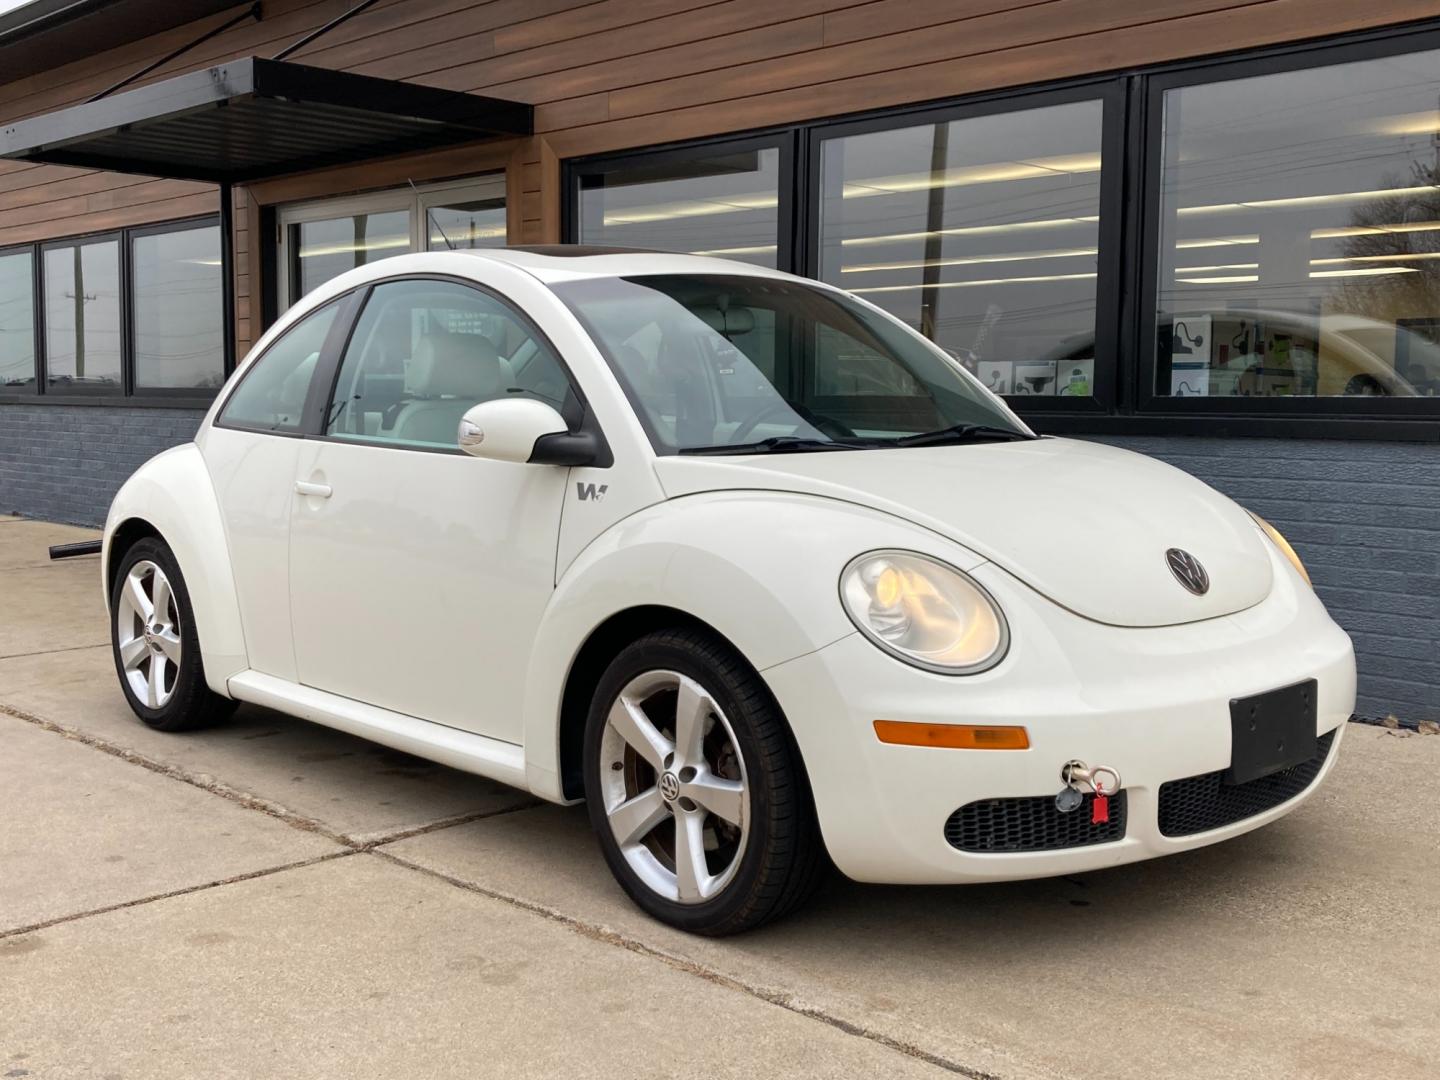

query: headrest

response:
[407,334,505,399]
[690,305,756,338]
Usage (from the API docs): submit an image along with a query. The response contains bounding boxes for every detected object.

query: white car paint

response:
[103,247,1356,886]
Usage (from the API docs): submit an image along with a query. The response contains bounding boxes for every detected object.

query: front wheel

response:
[583,628,826,935]
[110,537,236,732]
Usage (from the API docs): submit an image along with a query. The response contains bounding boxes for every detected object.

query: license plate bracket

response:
[1226,680,1318,786]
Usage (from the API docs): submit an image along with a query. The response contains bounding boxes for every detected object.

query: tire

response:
[583,627,826,935]
[109,537,237,732]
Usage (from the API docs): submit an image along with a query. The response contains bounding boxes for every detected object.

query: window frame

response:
[561,20,1440,440]
[802,78,1128,417]
[275,174,508,311]
[0,242,40,394]
[1134,26,1440,422]
[128,218,228,399]
[0,215,224,409]
[564,130,798,273]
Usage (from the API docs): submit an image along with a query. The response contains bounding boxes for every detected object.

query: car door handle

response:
[294,480,332,499]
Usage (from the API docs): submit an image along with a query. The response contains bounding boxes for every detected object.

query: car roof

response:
[442,245,797,285]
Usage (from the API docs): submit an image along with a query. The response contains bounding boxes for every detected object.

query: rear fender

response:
[102,444,247,695]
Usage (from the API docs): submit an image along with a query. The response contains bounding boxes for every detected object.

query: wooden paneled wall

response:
[4,0,1440,353]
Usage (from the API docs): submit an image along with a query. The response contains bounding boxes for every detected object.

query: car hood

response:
[652,437,1273,627]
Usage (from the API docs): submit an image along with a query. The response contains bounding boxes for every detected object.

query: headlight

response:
[839,551,1008,674]
[1248,512,1311,586]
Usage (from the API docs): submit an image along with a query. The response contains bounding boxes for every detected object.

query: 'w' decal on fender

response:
[576,482,609,502]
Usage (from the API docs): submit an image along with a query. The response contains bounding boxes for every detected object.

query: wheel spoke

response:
[154,628,182,663]
[673,811,712,903]
[146,656,166,708]
[672,675,711,768]
[122,571,153,622]
[119,636,148,671]
[683,773,745,828]
[608,787,668,847]
[609,696,672,771]
[152,575,173,625]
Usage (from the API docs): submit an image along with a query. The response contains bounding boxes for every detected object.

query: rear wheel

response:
[110,537,236,732]
[583,628,826,935]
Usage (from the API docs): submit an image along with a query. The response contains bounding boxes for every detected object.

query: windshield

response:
[552,274,1032,454]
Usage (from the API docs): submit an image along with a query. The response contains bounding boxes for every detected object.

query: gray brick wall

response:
[1096,436,1439,722]
[1,405,1434,720]
[0,403,204,527]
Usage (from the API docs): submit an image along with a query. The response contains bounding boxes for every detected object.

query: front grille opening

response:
[945,790,1128,853]
[1157,727,1337,838]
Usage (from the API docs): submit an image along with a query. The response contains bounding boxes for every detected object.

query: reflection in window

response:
[427,199,507,250]
[133,225,224,390]
[290,210,410,301]
[44,239,121,390]
[1157,51,1440,398]
[578,147,781,266]
[220,302,339,432]
[0,250,35,388]
[818,101,1104,398]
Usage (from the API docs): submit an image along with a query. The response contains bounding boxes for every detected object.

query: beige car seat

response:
[390,333,513,445]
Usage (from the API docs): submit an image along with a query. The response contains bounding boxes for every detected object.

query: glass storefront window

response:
[132,225,224,390]
[43,238,121,391]
[1156,51,1440,399]
[817,100,1105,398]
[0,250,35,388]
[290,210,410,301]
[427,198,507,250]
[578,145,782,267]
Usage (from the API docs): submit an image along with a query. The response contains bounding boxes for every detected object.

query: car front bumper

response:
[762,548,1356,885]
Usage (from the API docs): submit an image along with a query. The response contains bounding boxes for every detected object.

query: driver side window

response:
[324,279,572,450]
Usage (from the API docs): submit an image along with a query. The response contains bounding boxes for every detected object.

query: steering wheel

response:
[731,401,856,443]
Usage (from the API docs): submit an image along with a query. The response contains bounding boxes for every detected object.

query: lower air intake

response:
[1158,728,1337,838]
[944,791,1127,853]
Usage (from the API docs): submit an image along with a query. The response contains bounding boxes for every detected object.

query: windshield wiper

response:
[679,436,862,456]
[892,423,1033,448]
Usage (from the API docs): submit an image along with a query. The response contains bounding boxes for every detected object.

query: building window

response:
[1152,49,1440,403]
[42,236,122,393]
[278,175,505,307]
[817,97,1107,400]
[0,218,224,403]
[132,223,225,391]
[574,138,786,267]
[0,248,35,390]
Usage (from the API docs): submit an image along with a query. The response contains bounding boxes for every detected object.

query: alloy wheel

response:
[599,669,750,904]
[115,559,183,709]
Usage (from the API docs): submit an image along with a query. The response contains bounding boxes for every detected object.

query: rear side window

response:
[218,302,339,432]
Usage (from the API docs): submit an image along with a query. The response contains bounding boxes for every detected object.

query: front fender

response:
[521,490,987,800]
[103,444,247,695]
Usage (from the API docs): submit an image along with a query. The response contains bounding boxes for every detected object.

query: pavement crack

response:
[0,851,355,940]
[0,702,353,847]
[357,801,545,850]
[0,642,109,661]
[372,849,999,1080]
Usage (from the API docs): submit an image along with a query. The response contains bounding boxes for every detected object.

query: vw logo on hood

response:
[1165,548,1209,596]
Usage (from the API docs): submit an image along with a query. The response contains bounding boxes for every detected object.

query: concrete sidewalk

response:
[1,514,1436,1080]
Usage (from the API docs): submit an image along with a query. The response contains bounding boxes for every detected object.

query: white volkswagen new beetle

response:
[102,247,1356,935]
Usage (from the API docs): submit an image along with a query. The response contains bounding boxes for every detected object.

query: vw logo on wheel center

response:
[658,771,681,802]
[1166,548,1210,596]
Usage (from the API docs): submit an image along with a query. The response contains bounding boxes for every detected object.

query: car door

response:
[205,297,352,681]
[286,277,574,744]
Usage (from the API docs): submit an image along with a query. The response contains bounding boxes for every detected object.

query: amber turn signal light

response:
[872,720,1030,750]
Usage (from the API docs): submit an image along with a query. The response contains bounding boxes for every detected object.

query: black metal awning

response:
[0,56,532,183]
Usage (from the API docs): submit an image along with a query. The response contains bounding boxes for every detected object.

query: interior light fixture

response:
[1178,184,1440,217]
[1176,235,1261,249]
[841,153,1102,199]
[1311,252,1440,266]
[601,193,778,226]
[1310,266,1419,278]
[839,215,1100,248]
[1313,220,1440,239]
[849,271,1097,294]
[841,246,1098,273]
[297,236,410,260]
[1371,110,1440,137]
[1173,262,1260,274]
[1175,274,1261,284]
[689,244,779,256]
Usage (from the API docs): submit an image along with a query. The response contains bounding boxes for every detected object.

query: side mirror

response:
[457,398,600,465]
